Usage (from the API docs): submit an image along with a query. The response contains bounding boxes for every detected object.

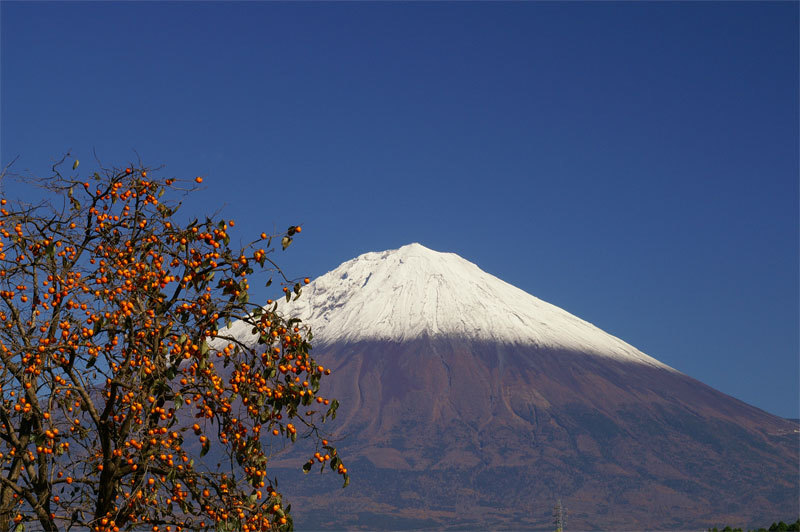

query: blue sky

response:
[2,2,798,418]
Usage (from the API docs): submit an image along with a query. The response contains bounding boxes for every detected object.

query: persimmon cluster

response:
[0,162,346,532]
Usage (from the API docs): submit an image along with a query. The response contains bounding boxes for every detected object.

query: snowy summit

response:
[236,243,673,370]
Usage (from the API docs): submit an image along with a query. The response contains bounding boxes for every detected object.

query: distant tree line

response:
[707,518,800,532]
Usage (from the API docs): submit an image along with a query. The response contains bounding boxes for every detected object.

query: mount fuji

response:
[228,243,798,530]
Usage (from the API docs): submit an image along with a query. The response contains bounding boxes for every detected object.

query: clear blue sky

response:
[2,2,798,418]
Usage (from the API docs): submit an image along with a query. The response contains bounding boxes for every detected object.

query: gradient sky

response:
[2,2,798,418]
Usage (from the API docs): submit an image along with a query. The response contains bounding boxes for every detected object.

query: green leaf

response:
[324,399,340,421]
[72,159,79,170]
[342,473,350,488]
[281,236,292,250]
[14,523,24,532]
[302,461,312,474]
[200,439,209,457]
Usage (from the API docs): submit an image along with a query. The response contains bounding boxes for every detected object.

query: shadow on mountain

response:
[265,337,799,530]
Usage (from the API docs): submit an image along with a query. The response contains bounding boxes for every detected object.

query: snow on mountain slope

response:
[227,243,675,370]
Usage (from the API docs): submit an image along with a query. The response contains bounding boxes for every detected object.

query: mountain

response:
[227,243,799,530]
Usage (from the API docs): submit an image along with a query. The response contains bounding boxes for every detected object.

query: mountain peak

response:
[395,242,429,252]
[366,242,457,262]
[266,244,674,370]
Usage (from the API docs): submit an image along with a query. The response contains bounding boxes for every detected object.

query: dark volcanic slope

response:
[273,337,799,531]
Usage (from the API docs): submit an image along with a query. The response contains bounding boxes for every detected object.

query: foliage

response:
[707,518,800,532]
[0,159,347,531]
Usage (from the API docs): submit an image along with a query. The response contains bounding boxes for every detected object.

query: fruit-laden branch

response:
[0,162,347,532]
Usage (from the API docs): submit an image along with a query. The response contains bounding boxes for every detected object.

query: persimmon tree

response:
[0,159,347,532]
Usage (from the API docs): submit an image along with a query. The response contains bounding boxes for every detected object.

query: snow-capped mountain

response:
[239,243,671,368]
[226,243,798,531]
